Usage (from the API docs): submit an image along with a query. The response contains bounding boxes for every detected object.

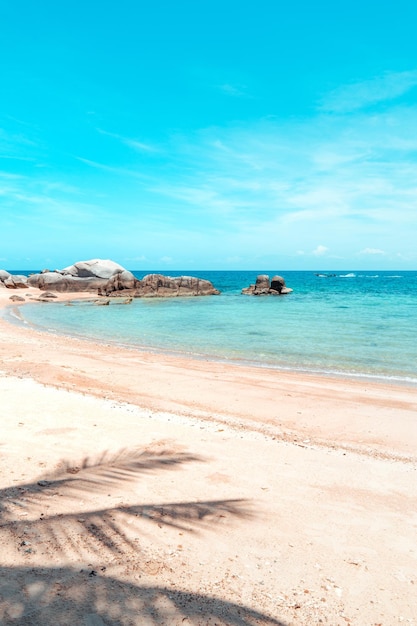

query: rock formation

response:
[99,273,220,297]
[242,274,293,295]
[24,259,219,297]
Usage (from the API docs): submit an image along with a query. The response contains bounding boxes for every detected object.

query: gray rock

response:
[41,291,58,298]
[84,614,107,626]
[25,259,220,297]
[242,274,293,295]
[12,275,28,288]
[256,274,271,290]
[270,275,286,292]
[0,273,28,289]
[61,259,127,279]
[94,298,110,305]
[99,272,220,298]
[28,259,128,292]
[97,269,136,295]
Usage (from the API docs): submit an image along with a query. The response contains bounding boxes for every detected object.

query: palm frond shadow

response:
[0,565,287,625]
[0,447,254,560]
[5,498,253,560]
[0,447,202,519]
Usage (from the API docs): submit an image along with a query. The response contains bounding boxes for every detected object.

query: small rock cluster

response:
[242,274,293,295]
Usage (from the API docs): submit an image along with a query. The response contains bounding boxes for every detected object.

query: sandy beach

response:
[0,287,416,625]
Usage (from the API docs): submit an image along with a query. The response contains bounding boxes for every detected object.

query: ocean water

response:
[5,270,417,385]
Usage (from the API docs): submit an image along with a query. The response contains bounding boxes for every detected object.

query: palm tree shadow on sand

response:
[0,565,287,626]
[0,447,288,625]
[1,447,253,557]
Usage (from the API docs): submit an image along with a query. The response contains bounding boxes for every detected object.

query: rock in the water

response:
[24,259,220,297]
[94,298,110,305]
[99,273,220,298]
[270,275,288,293]
[254,274,271,294]
[242,274,293,295]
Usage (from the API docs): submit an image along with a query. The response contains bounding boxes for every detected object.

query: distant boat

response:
[315,273,337,278]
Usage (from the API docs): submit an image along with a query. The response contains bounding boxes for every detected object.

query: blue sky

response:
[1,0,417,270]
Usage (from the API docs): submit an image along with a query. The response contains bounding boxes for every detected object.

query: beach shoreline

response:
[1,288,416,461]
[0,286,416,625]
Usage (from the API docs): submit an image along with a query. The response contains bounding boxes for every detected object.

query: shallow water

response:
[6,270,417,384]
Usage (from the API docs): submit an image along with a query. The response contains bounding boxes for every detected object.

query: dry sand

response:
[0,287,416,625]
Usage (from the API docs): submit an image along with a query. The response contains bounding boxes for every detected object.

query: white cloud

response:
[312,245,329,257]
[146,92,417,264]
[320,70,417,113]
[124,255,147,262]
[219,83,249,98]
[359,248,386,255]
[97,128,159,153]
[75,156,150,179]
[4,70,417,269]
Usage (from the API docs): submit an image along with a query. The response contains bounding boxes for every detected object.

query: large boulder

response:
[242,274,293,295]
[27,259,135,292]
[270,275,287,293]
[28,271,104,292]
[59,259,126,279]
[0,270,11,281]
[99,273,220,297]
[0,270,28,289]
[97,269,136,295]
[0,270,9,288]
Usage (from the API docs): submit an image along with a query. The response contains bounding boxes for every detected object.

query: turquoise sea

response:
[5,270,417,386]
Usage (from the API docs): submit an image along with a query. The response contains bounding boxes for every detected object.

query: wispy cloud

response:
[320,70,417,113]
[218,83,250,98]
[124,255,148,262]
[0,126,40,165]
[143,93,417,264]
[359,248,386,255]
[3,70,417,268]
[97,128,159,153]
[75,156,150,180]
